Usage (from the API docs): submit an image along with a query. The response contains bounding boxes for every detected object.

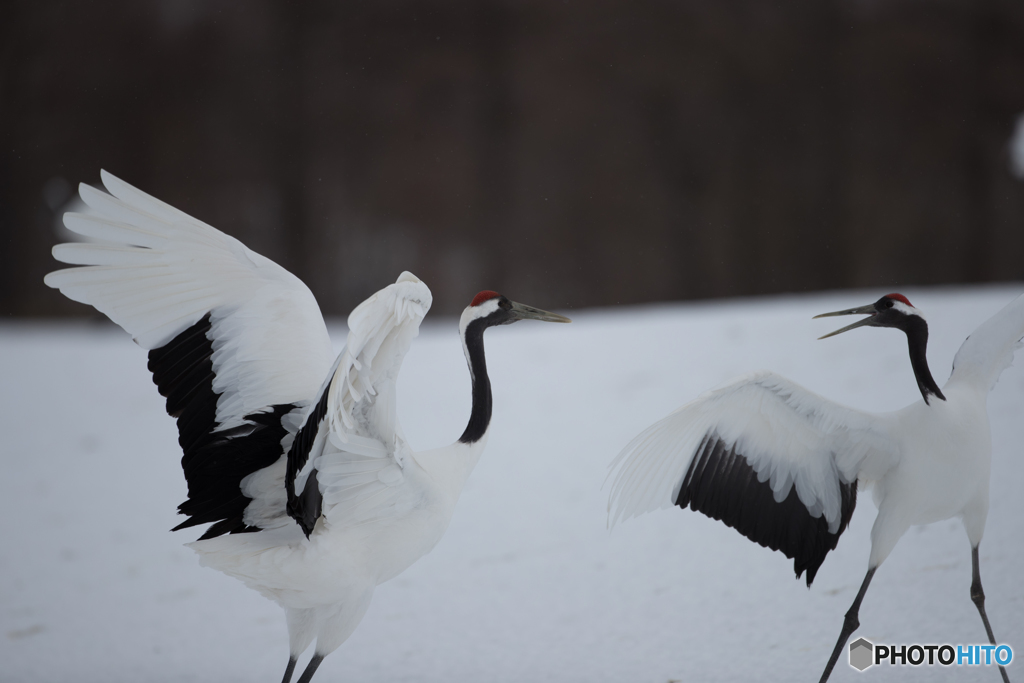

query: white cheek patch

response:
[892,301,924,320]
[458,297,503,336]
[466,298,502,323]
[474,298,502,317]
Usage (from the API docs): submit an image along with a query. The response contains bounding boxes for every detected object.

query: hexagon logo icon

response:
[849,638,874,671]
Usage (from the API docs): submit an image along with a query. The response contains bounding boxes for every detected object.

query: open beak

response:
[509,301,572,323]
[813,303,878,339]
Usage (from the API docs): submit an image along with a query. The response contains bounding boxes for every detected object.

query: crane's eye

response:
[882,300,894,309]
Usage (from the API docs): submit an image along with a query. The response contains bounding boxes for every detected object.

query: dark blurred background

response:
[5,0,1024,317]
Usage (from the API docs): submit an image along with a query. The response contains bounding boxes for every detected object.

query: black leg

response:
[818,567,877,683]
[281,656,298,683]
[971,545,1011,683]
[295,654,325,683]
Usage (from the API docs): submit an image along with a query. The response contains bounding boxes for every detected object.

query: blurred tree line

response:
[4,0,1024,317]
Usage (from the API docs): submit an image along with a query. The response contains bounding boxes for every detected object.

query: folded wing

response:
[45,171,335,538]
[608,371,899,585]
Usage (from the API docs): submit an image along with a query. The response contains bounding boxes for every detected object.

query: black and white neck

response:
[884,299,945,405]
[455,289,570,443]
[859,294,945,405]
[458,291,513,444]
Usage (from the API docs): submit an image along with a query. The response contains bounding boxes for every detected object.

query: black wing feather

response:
[149,314,297,538]
[285,381,332,538]
[676,433,857,586]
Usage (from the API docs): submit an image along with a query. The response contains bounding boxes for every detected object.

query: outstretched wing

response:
[45,171,335,538]
[608,371,899,585]
[949,292,1024,393]
[287,272,433,537]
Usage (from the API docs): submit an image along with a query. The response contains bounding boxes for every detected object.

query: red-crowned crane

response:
[44,170,571,683]
[608,293,1017,683]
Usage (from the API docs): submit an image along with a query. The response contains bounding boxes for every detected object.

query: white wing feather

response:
[298,273,433,530]
[608,371,900,531]
[45,171,337,532]
[949,292,1024,393]
[44,171,335,428]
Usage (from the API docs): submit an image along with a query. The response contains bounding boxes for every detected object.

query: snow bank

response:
[2,287,1021,682]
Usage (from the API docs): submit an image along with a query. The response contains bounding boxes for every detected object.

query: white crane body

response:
[864,386,991,565]
[193,441,478,605]
[44,170,568,683]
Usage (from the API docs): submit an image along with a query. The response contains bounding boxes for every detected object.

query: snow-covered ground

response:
[2,286,1022,683]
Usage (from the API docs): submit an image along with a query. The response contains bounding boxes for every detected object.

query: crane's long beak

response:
[509,301,572,323]
[813,303,877,339]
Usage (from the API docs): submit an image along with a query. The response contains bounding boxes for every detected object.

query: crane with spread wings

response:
[609,293,1019,683]
[45,171,570,683]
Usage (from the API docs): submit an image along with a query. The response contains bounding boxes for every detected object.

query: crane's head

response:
[814,293,923,339]
[461,290,571,329]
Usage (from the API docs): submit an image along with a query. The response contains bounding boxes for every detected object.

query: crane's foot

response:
[296,654,325,683]
[818,567,876,683]
[971,546,1011,683]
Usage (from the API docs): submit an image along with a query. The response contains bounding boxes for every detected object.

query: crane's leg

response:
[292,590,374,683]
[283,608,318,683]
[281,657,298,683]
[818,567,877,683]
[295,654,325,683]
[970,545,1010,683]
